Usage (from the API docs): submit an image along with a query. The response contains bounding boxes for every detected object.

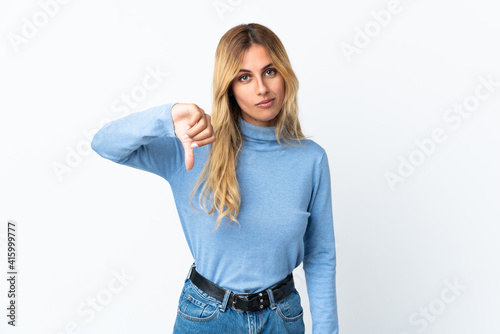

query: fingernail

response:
[186,125,191,130]
[191,142,198,148]
[182,134,189,139]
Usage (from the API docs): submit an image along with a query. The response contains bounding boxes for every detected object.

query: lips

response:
[256,98,275,106]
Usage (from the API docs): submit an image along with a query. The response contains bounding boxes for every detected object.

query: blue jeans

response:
[173,263,305,333]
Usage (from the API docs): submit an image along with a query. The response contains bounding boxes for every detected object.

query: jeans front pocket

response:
[276,288,304,322]
[177,280,220,322]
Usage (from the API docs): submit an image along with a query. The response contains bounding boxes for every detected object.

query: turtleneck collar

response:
[238,113,282,150]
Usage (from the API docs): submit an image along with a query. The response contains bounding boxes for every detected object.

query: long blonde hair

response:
[189,23,310,233]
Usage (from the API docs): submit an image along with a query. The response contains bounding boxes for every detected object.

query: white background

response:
[1,0,499,333]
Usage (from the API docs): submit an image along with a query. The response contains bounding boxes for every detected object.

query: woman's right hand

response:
[171,103,216,170]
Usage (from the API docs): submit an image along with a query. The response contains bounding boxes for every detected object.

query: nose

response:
[255,76,269,95]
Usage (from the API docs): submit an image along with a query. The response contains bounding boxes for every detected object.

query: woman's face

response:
[231,44,285,127]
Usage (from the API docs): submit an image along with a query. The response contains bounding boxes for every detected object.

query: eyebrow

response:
[238,63,273,73]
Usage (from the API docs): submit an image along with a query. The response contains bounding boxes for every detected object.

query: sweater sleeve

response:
[303,151,339,334]
[90,102,184,183]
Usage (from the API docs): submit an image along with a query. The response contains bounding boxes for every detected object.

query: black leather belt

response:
[189,266,295,312]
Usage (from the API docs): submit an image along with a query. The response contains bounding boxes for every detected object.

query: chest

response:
[233,149,314,239]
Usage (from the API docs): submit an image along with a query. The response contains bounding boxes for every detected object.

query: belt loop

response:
[266,288,277,310]
[219,289,232,312]
[185,262,196,282]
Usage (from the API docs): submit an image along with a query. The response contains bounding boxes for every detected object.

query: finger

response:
[185,112,206,138]
[188,114,212,141]
[181,124,195,170]
[182,139,195,170]
[190,125,214,141]
[191,133,216,148]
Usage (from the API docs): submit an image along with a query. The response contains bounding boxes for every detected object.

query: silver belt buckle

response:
[232,292,251,311]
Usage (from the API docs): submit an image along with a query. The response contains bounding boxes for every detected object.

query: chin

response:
[253,109,280,120]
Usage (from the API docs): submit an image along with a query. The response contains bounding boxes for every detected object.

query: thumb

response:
[182,141,195,170]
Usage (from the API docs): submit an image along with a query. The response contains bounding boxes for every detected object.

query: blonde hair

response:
[189,23,310,233]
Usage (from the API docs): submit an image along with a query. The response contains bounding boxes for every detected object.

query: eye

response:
[239,74,250,82]
[237,69,277,82]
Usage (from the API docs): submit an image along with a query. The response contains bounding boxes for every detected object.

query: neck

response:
[238,113,282,150]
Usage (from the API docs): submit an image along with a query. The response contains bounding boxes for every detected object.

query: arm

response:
[303,151,339,334]
[91,102,184,182]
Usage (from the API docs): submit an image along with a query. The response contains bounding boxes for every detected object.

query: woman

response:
[91,23,339,334]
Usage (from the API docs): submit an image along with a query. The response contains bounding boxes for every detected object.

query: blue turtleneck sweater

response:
[91,102,339,333]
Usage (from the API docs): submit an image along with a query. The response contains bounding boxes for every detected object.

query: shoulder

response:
[293,138,328,163]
